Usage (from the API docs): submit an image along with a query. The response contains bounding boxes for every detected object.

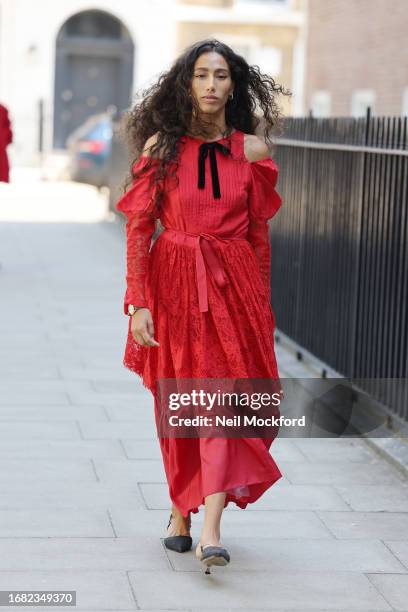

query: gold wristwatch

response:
[127,304,145,316]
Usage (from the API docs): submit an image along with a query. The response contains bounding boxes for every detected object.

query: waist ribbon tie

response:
[198,141,231,199]
[161,228,244,313]
[195,232,229,312]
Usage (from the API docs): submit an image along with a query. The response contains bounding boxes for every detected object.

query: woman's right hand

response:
[130,308,160,347]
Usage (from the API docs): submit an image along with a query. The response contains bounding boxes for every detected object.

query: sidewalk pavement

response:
[0,178,408,611]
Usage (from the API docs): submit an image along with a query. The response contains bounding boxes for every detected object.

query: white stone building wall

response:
[0,0,176,166]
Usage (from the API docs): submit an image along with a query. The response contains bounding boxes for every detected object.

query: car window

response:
[85,121,112,140]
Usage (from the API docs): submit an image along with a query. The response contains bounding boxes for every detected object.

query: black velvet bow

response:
[198,141,231,199]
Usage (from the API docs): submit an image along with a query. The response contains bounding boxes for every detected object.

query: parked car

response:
[66,113,113,188]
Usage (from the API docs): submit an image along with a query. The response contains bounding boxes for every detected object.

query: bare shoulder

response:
[142,132,164,158]
[243,133,270,162]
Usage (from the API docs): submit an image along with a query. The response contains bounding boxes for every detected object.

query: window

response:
[211,33,258,64]
[351,89,375,117]
[62,10,123,39]
[311,91,331,117]
[251,46,282,76]
[212,33,282,77]
[234,1,291,14]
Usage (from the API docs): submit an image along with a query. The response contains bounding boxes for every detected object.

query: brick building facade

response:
[305,0,408,117]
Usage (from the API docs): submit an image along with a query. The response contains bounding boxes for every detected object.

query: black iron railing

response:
[271,108,408,421]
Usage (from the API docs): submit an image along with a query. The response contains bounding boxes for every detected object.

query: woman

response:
[0,103,13,183]
[116,38,291,573]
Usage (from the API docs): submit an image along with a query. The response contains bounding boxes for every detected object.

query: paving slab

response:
[0,570,136,610]
[292,438,376,462]
[368,573,408,611]
[78,420,158,440]
[0,392,72,406]
[0,537,170,571]
[0,458,97,483]
[317,511,408,539]
[0,422,80,439]
[0,364,61,380]
[256,438,309,462]
[335,484,408,512]
[127,569,392,610]
[0,508,114,537]
[93,458,167,484]
[282,459,403,485]
[58,365,136,381]
[0,484,145,510]
[0,404,108,421]
[121,439,165,460]
[0,380,94,393]
[0,439,125,459]
[67,392,152,407]
[104,403,162,420]
[383,540,408,570]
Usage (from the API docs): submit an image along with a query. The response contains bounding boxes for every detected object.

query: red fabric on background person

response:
[116,128,283,517]
[0,103,13,183]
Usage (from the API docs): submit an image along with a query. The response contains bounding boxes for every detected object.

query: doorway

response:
[53,10,134,148]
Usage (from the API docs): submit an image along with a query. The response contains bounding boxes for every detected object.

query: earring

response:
[228,92,234,101]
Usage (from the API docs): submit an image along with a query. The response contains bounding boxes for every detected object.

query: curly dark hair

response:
[120,38,292,212]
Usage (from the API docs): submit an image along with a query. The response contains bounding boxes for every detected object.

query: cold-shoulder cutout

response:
[141,132,165,159]
[243,133,270,163]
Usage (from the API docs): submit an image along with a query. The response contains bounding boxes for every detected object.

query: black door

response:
[53,10,134,148]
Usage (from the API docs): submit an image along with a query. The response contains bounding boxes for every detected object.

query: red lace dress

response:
[116,129,283,517]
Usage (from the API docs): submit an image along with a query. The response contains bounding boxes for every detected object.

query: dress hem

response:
[171,470,283,517]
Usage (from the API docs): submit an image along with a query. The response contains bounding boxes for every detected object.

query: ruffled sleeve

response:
[115,155,161,219]
[246,158,282,299]
[115,156,161,315]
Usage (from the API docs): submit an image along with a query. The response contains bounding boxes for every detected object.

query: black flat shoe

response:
[163,512,192,553]
[195,542,230,574]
